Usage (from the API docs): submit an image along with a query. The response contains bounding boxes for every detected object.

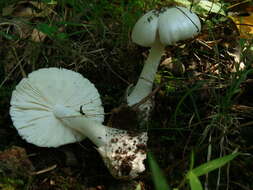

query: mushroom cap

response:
[131,10,159,47]
[131,6,201,47]
[10,68,104,147]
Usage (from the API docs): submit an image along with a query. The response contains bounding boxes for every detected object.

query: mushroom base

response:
[97,129,148,180]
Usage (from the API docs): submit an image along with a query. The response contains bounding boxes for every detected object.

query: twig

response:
[102,55,130,85]
[0,56,27,88]
[31,164,57,175]
[131,83,163,110]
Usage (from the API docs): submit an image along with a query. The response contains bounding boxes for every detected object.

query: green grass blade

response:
[187,171,203,190]
[173,82,203,124]
[148,152,170,190]
[0,31,18,40]
[189,150,195,170]
[191,152,239,177]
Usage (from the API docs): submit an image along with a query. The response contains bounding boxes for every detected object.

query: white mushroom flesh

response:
[97,129,148,179]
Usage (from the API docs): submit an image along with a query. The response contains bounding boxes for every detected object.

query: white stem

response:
[53,104,107,147]
[53,104,148,179]
[127,41,164,106]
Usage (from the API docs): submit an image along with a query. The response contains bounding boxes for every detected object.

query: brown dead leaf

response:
[161,57,185,76]
[228,1,253,39]
[230,13,253,39]
[31,28,47,42]
[0,146,34,178]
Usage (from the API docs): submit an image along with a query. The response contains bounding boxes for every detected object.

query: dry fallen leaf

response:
[31,28,47,42]
[228,1,253,39]
[0,146,34,178]
[229,13,253,38]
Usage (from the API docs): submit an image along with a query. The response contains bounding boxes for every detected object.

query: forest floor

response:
[0,0,253,190]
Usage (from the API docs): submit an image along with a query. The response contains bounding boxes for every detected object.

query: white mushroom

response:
[10,68,147,179]
[127,6,201,112]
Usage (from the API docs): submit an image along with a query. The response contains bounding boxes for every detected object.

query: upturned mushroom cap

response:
[10,68,104,147]
[131,6,201,47]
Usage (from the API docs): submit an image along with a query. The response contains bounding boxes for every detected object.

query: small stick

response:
[32,164,57,175]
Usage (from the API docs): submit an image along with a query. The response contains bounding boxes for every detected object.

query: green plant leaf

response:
[187,171,203,190]
[191,152,239,177]
[173,0,225,16]
[36,23,68,40]
[56,33,68,40]
[148,152,170,190]
[135,183,142,190]
[36,23,57,36]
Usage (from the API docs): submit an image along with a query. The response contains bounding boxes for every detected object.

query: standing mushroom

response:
[10,68,147,179]
[127,6,201,114]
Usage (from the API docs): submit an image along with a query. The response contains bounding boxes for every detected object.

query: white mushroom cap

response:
[131,10,159,47]
[158,7,201,44]
[10,68,104,147]
[131,6,201,47]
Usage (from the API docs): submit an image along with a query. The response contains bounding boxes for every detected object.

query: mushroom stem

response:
[127,41,164,106]
[53,104,148,179]
[53,104,107,147]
